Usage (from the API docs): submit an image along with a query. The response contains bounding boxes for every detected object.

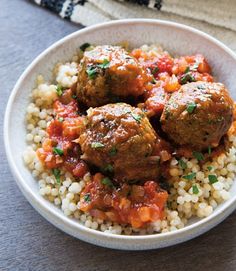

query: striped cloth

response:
[31,0,236,52]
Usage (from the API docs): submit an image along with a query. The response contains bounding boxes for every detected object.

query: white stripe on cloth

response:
[71,3,111,26]
[161,0,236,33]
[59,0,71,18]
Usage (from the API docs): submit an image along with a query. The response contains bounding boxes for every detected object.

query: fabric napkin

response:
[31,0,236,52]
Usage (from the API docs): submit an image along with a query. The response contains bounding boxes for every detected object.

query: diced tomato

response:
[138,206,152,222]
[62,117,85,140]
[64,157,88,178]
[144,55,174,76]
[47,119,63,140]
[36,147,59,169]
[164,75,181,92]
[53,100,79,119]
[144,87,169,116]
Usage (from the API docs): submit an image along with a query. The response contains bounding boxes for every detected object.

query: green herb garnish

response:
[104,164,114,173]
[183,172,196,180]
[80,43,91,52]
[52,168,61,185]
[91,142,105,149]
[184,66,190,73]
[72,94,77,99]
[56,85,63,96]
[151,78,157,84]
[207,166,213,171]
[193,151,204,161]
[180,73,196,84]
[86,66,97,79]
[102,177,114,188]
[84,193,91,202]
[98,59,110,69]
[131,113,142,123]
[208,175,218,184]
[187,102,197,114]
[58,117,64,122]
[179,159,187,170]
[192,184,199,194]
[53,147,64,156]
[109,146,117,156]
[151,66,159,75]
[208,146,212,155]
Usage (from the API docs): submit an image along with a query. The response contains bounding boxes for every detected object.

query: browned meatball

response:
[78,103,159,182]
[160,81,234,150]
[76,45,148,107]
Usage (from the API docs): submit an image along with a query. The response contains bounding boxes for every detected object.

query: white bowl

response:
[4,19,236,250]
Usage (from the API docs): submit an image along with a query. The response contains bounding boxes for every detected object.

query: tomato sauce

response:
[80,173,168,228]
[37,96,88,177]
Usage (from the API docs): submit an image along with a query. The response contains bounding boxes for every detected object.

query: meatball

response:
[76,45,148,107]
[78,103,159,181]
[160,81,234,150]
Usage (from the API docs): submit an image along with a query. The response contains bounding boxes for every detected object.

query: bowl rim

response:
[4,18,236,248]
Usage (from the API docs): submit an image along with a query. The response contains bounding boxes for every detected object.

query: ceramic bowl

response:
[4,19,236,250]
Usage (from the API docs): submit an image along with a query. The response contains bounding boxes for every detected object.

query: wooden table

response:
[1,1,236,270]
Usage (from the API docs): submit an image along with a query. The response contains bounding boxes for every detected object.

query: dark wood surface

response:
[1,1,236,270]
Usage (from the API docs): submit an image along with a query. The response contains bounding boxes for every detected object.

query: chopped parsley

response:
[207,166,213,171]
[91,142,105,149]
[80,42,91,52]
[180,73,196,84]
[131,113,142,123]
[183,172,196,180]
[151,66,159,75]
[193,151,204,161]
[86,66,97,79]
[58,117,64,122]
[72,94,77,99]
[187,102,197,114]
[56,85,63,96]
[103,164,114,173]
[178,159,187,170]
[184,66,190,73]
[102,177,114,188]
[84,193,91,202]
[208,175,218,184]
[53,147,64,156]
[192,184,199,194]
[52,168,61,185]
[109,146,117,156]
[151,78,157,84]
[97,59,110,69]
[208,146,212,155]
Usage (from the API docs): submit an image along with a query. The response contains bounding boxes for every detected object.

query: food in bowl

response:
[23,43,236,235]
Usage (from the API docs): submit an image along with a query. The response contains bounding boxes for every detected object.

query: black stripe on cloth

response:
[41,0,66,13]
[154,0,162,10]
[122,0,162,10]
[40,0,86,18]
